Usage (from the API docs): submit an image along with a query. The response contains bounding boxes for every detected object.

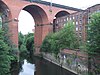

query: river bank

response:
[41,52,88,75]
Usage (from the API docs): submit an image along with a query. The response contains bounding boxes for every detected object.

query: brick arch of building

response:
[2,0,78,54]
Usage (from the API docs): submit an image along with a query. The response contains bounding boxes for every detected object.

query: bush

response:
[87,12,100,55]
[0,40,11,75]
[41,22,79,55]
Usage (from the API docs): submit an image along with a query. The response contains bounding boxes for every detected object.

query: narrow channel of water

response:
[18,56,76,75]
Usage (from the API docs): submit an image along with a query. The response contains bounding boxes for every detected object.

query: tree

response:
[0,29,11,75]
[41,22,79,55]
[40,33,52,53]
[26,34,34,54]
[87,12,100,55]
[19,44,28,60]
[18,32,34,60]
[25,33,34,44]
[87,12,100,75]
[0,14,18,75]
[18,32,28,60]
[18,32,25,49]
[2,19,17,61]
[58,22,79,50]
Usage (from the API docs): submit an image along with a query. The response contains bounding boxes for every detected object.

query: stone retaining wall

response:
[42,52,88,75]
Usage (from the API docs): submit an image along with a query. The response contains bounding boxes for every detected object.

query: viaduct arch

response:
[22,5,49,53]
[0,0,81,54]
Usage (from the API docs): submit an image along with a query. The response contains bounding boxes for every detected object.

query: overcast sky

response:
[18,0,100,34]
[18,10,35,34]
[43,0,100,9]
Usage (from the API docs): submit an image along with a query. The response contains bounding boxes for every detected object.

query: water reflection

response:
[19,59,35,75]
[18,57,76,75]
[34,58,76,75]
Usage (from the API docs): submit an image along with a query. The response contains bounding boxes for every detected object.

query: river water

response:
[19,59,35,75]
[18,56,76,75]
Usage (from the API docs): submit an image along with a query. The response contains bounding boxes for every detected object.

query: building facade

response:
[54,4,100,43]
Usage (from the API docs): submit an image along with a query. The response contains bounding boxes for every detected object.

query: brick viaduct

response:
[0,0,82,54]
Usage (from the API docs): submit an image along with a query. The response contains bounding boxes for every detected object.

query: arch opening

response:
[53,11,70,32]
[55,11,69,18]
[23,5,48,25]
[0,1,10,28]
[18,10,35,35]
[18,5,49,54]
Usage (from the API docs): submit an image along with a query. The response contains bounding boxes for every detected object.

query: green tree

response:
[2,18,17,61]
[58,22,79,50]
[0,29,11,75]
[87,12,100,55]
[18,32,34,60]
[0,16,18,74]
[40,34,52,53]
[19,44,27,60]
[18,32,27,60]
[87,12,100,75]
[26,34,34,58]
[26,36,34,51]
[41,22,79,55]
[0,13,18,75]
[18,32,25,49]
[25,33,34,43]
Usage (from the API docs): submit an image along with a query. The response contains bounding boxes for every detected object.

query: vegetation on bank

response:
[87,12,100,75]
[0,22,18,75]
[40,12,100,75]
[41,12,100,55]
[0,15,34,74]
[18,32,34,61]
[40,22,79,55]
[87,12,100,55]
[0,30,11,75]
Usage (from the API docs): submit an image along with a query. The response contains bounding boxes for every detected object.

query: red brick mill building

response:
[54,4,100,43]
[54,4,100,74]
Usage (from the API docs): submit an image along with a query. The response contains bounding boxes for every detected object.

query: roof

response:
[24,0,83,11]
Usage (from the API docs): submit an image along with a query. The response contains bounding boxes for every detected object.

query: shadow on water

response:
[11,55,76,75]
[34,57,76,75]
